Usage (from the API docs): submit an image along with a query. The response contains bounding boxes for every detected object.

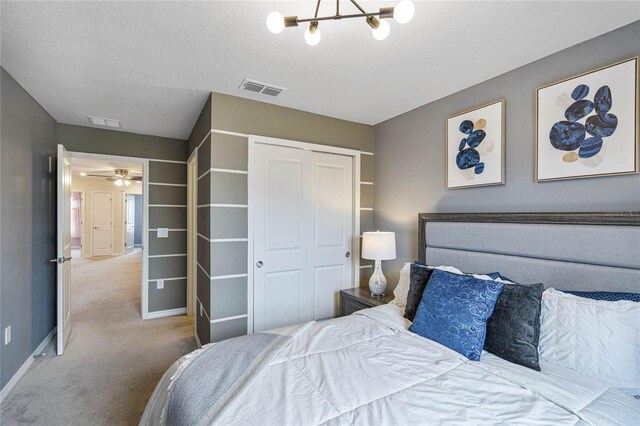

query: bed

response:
[141,212,640,426]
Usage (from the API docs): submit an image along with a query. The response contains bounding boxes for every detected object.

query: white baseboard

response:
[0,327,56,403]
[194,332,202,349]
[145,307,186,320]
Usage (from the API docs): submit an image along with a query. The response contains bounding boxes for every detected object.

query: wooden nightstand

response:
[340,288,394,316]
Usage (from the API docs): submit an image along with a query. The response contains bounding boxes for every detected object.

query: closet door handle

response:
[345,252,351,258]
[256,261,263,268]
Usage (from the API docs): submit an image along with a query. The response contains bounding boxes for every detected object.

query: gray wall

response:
[57,124,189,313]
[134,194,143,245]
[373,22,640,286]
[1,68,58,389]
[191,92,374,345]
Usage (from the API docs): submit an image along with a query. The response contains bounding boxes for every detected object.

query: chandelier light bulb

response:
[394,0,415,24]
[305,24,321,46]
[372,19,390,41]
[114,179,123,187]
[266,11,285,33]
[124,180,131,187]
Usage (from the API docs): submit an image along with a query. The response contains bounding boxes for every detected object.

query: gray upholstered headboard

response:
[418,212,640,292]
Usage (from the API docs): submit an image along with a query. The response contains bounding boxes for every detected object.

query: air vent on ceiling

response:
[239,79,286,97]
[88,115,122,128]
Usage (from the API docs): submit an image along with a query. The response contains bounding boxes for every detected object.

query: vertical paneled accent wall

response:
[147,160,188,313]
[188,92,373,345]
[56,124,189,315]
[359,152,375,285]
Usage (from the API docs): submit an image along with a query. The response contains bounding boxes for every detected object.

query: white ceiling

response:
[71,157,142,178]
[2,1,638,140]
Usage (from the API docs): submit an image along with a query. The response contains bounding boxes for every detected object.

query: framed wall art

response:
[536,57,639,182]
[446,99,505,189]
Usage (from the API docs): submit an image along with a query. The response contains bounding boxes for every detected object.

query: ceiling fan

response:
[83,168,142,186]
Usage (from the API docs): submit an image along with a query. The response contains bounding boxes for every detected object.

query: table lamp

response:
[361,231,396,297]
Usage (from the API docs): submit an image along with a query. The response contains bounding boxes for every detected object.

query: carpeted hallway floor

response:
[0,251,196,425]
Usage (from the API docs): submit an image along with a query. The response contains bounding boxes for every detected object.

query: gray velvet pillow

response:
[405,263,503,322]
[404,264,433,322]
[484,282,544,371]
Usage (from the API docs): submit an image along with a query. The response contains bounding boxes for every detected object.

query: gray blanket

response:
[165,332,291,426]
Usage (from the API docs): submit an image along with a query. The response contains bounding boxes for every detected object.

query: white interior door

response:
[125,194,135,254]
[56,144,72,355]
[311,152,353,320]
[252,143,354,332]
[92,192,113,256]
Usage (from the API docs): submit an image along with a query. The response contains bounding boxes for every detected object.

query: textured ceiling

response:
[71,158,142,177]
[1,1,638,139]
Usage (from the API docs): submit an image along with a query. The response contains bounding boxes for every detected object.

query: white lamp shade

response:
[362,231,396,260]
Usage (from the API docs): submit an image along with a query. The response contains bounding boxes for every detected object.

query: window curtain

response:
[71,192,82,239]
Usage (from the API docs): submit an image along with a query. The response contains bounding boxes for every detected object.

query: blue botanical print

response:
[549,84,618,160]
[456,119,486,174]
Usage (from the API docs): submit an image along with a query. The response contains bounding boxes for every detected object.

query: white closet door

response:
[253,143,313,332]
[311,152,353,320]
[252,143,354,332]
[92,192,112,256]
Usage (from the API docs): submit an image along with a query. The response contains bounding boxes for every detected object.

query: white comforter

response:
[141,304,640,425]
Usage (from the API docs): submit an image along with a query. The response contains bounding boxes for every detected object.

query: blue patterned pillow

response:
[409,269,503,361]
[566,291,640,302]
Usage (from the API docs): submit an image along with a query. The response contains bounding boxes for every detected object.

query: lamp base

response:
[368,259,387,297]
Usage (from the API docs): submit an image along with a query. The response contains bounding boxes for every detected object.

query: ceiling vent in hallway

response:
[239,79,286,97]
[87,115,122,128]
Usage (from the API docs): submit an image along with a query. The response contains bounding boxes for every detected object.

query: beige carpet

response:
[1,251,196,425]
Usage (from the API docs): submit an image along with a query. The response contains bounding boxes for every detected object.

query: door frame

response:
[187,148,198,321]
[71,189,86,257]
[247,135,361,334]
[69,151,150,319]
[91,191,114,257]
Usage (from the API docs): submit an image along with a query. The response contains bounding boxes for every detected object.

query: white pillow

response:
[390,263,411,310]
[539,288,640,396]
[390,263,509,310]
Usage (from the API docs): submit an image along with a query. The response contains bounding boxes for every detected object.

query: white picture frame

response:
[446,99,505,189]
[536,57,639,182]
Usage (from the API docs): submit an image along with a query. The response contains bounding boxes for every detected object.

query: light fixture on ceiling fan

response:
[83,168,141,187]
[267,0,415,45]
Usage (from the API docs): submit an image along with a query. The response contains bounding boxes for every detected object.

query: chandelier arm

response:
[314,0,321,19]
[297,11,380,24]
[349,0,367,15]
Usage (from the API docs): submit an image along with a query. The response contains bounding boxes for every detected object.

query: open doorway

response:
[124,193,143,255]
[70,157,144,258]
[65,154,149,343]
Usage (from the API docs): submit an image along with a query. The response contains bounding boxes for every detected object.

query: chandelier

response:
[266,0,415,45]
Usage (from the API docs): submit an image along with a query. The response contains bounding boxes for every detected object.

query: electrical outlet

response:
[157,280,164,289]
[4,325,11,345]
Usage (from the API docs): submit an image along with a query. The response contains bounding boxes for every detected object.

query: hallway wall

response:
[0,68,58,391]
